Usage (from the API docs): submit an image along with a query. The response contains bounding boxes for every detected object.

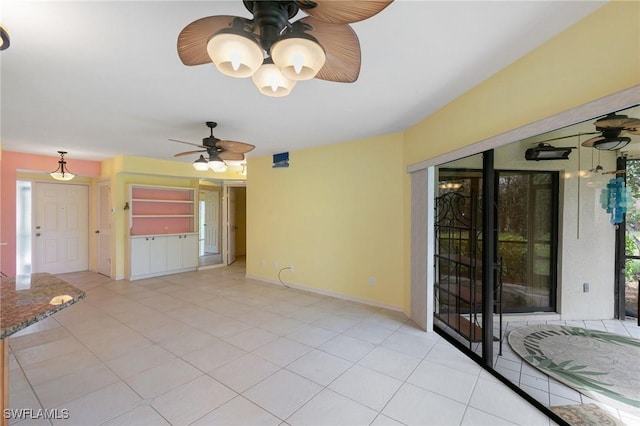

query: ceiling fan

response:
[170,121,255,172]
[177,0,393,97]
[534,112,640,151]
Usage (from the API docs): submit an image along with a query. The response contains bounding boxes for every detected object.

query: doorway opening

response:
[198,183,222,268]
[197,181,247,269]
[224,184,246,266]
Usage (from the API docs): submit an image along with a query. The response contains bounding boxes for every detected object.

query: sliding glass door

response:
[497,171,558,312]
[435,168,558,319]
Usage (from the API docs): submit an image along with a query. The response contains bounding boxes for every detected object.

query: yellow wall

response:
[247,133,406,308]
[247,1,639,313]
[404,1,640,164]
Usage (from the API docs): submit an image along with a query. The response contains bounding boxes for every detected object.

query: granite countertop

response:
[1,273,85,339]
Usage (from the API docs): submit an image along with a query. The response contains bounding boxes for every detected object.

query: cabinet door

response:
[130,237,150,277]
[166,235,183,271]
[149,236,168,274]
[182,234,199,269]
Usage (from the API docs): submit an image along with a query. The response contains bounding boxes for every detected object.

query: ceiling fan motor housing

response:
[245,1,299,52]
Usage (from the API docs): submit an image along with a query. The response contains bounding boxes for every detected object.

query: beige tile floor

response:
[8,260,556,426]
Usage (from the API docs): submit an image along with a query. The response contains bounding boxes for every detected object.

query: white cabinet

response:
[166,234,198,271]
[166,236,183,272]
[130,237,151,277]
[129,233,197,280]
[181,234,199,269]
[149,236,168,274]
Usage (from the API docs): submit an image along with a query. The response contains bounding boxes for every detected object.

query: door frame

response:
[222,182,246,266]
[198,187,220,257]
[96,179,112,277]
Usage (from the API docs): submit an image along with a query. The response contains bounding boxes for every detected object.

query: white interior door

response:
[34,182,89,274]
[97,181,112,277]
[227,187,237,266]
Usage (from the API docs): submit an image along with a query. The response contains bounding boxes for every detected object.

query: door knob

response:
[95,230,100,234]
[36,233,41,237]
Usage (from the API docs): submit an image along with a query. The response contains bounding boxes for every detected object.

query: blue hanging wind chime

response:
[600,177,631,224]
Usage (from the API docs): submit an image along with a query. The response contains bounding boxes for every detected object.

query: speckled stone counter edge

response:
[0,273,86,339]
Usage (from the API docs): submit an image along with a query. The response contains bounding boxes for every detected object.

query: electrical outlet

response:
[368,277,375,286]
[274,262,278,269]
[583,282,589,293]
[289,265,294,271]
[260,260,265,267]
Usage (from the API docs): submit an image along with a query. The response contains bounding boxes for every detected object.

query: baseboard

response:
[197,263,226,271]
[245,273,404,313]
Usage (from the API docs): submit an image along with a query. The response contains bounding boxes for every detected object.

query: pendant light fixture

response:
[50,151,75,181]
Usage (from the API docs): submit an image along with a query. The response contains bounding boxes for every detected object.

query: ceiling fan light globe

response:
[193,154,210,171]
[271,36,326,81]
[225,159,246,167]
[208,160,227,173]
[252,62,296,97]
[593,137,631,150]
[207,32,263,78]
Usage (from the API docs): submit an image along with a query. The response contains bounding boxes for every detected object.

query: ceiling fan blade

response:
[594,115,640,129]
[534,132,599,145]
[216,140,255,154]
[624,128,640,135]
[602,170,626,175]
[302,1,393,24]
[174,149,207,157]
[177,15,236,66]
[301,17,360,83]
[169,138,207,149]
[581,136,604,147]
[219,151,244,161]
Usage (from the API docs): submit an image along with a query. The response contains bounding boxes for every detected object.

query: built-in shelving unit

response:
[127,185,198,280]
[129,185,195,236]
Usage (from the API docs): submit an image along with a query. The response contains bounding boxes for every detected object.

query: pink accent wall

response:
[132,187,192,201]
[0,151,101,276]
[130,217,193,236]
